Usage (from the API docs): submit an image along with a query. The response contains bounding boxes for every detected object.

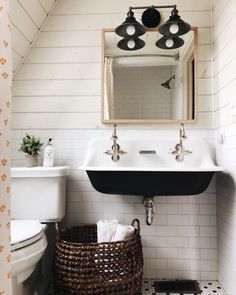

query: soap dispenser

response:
[43,138,55,167]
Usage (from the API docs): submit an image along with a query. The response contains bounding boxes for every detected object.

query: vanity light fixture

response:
[115,4,191,51]
[115,8,146,50]
[158,7,191,37]
[115,9,146,38]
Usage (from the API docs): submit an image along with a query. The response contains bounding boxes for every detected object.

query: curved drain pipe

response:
[144,196,154,225]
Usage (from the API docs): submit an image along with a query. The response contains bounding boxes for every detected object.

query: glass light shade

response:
[115,9,146,38]
[159,7,191,36]
[127,39,135,49]
[117,37,145,51]
[126,25,136,36]
[156,36,184,50]
[166,38,174,48]
[169,23,179,34]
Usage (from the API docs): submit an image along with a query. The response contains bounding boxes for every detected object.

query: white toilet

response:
[10,166,69,295]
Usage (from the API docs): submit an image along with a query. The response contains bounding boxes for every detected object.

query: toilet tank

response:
[11,166,69,222]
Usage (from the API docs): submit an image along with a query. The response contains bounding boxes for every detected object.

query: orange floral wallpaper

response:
[0,1,12,294]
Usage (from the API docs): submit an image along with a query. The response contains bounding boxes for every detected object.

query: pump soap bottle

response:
[43,138,55,167]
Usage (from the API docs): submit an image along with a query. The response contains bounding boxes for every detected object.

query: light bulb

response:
[166,38,174,48]
[127,39,135,49]
[170,24,179,34]
[126,25,135,36]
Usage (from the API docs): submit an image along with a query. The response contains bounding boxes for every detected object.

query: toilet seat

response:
[11,220,45,251]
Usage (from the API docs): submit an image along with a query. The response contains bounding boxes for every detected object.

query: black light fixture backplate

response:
[141,7,161,28]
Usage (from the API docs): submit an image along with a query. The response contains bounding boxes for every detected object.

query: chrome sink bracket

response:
[172,123,192,162]
[105,124,127,162]
[144,196,154,225]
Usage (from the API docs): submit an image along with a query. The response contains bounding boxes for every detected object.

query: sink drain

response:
[154,280,201,294]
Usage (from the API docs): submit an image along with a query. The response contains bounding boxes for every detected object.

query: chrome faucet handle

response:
[172,147,192,155]
[173,143,182,152]
[105,148,127,162]
[174,149,192,162]
[184,150,192,155]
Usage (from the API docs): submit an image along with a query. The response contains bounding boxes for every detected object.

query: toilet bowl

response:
[11,166,69,295]
[11,220,47,295]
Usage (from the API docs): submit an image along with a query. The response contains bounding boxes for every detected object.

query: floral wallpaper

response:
[0,0,12,294]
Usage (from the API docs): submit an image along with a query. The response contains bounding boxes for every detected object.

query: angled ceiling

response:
[10,0,58,74]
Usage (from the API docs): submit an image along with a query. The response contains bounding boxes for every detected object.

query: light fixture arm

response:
[129,4,176,10]
[167,75,176,83]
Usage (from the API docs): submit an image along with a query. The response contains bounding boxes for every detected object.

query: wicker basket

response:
[53,219,143,295]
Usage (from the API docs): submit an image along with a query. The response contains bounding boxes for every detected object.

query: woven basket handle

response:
[132,218,140,233]
[55,222,61,240]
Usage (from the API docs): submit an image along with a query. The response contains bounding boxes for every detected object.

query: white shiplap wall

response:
[10,0,57,74]
[11,0,218,279]
[12,0,213,129]
[213,0,236,294]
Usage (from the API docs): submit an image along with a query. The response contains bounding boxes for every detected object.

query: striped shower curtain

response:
[104,57,114,119]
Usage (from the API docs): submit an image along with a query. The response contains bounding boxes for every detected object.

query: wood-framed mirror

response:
[101,27,198,124]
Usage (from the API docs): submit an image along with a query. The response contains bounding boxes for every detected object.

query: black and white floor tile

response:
[142,279,226,295]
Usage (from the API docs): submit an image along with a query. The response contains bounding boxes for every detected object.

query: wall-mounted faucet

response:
[105,124,127,162]
[172,123,192,162]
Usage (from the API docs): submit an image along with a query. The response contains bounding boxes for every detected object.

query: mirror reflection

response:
[102,28,198,123]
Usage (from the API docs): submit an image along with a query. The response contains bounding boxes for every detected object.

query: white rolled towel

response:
[112,224,135,242]
[97,219,118,243]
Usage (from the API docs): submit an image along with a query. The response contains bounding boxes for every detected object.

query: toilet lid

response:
[11,220,44,251]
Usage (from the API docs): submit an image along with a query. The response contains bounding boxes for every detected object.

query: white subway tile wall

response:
[113,66,173,119]
[213,0,236,294]
[11,0,217,280]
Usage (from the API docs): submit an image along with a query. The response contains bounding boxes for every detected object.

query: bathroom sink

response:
[79,138,222,196]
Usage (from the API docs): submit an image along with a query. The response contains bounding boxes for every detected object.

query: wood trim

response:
[101,27,198,125]
[193,27,199,124]
[101,29,105,124]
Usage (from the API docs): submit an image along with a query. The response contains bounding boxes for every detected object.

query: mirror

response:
[101,28,198,124]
